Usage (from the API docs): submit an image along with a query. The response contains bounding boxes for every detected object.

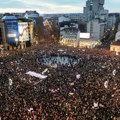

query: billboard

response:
[18,22,29,41]
[80,33,90,39]
[5,20,19,46]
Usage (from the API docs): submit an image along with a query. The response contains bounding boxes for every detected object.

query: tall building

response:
[84,0,108,40]
[107,13,120,29]
[84,0,107,22]
[87,19,106,40]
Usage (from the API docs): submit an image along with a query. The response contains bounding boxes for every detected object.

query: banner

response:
[5,20,19,46]
[26,71,47,79]
[18,22,29,41]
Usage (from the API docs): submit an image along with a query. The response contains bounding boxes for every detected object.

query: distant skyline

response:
[0,0,120,14]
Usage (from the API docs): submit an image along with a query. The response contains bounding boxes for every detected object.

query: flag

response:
[112,69,116,76]
[9,78,13,86]
[69,92,74,96]
[42,68,48,75]
[92,102,98,108]
[76,74,80,79]
[26,71,47,79]
[69,82,74,86]
[104,80,109,88]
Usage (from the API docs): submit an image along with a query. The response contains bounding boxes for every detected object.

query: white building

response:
[24,11,39,19]
[60,27,80,47]
[87,19,106,40]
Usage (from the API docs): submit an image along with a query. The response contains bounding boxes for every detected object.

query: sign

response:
[18,22,29,41]
[80,33,90,39]
[5,20,19,46]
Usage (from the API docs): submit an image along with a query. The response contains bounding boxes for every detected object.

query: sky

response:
[0,0,120,14]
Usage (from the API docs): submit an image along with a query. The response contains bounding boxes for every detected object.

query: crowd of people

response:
[41,53,78,67]
[0,43,120,120]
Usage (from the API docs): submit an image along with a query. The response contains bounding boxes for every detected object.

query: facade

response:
[107,13,119,29]
[84,0,108,22]
[87,19,106,40]
[99,10,109,22]
[84,0,108,40]
[79,39,100,48]
[60,26,80,47]
[110,41,120,52]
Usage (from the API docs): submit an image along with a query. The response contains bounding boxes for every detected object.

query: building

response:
[18,18,35,48]
[43,13,86,23]
[24,11,39,19]
[12,13,24,18]
[84,0,108,22]
[84,0,108,40]
[99,10,109,22]
[58,16,70,23]
[107,13,120,29]
[79,39,100,48]
[87,19,106,40]
[0,14,3,19]
[60,13,86,23]
[60,24,80,47]
[110,41,120,53]
[1,15,20,48]
[0,15,34,50]
[79,32,100,48]
[60,29,100,48]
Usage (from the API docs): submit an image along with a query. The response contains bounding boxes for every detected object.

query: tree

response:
[34,16,45,40]
[51,21,59,41]
[43,19,59,41]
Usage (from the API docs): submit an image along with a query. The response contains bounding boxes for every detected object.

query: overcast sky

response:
[0,0,120,14]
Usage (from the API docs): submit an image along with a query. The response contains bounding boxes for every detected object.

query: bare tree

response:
[34,16,45,40]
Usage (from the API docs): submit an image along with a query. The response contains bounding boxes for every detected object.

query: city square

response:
[0,43,120,119]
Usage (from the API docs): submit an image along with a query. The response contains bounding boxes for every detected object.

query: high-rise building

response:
[84,0,108,40]
[84,0,108,22]
[87,19,106,40]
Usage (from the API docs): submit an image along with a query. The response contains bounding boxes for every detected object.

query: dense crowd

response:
[0,43,120,120]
